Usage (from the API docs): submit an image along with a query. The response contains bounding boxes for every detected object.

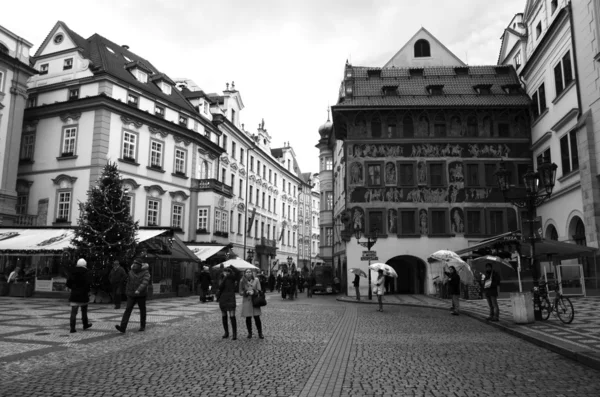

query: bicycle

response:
[535,281,575,324]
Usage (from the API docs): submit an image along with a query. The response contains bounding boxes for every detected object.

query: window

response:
[124,195,133,217]
[366,163,382,186]
[531,83,547,119]
[39,63,49,75]
[174,149,186,174]
[16,193,28,215]
[293,232,296,247]
[239,179,243,198]
[536,21,542,38]
[274,198,277,214]
[326,228,333,246]
[231,142,236,159]
[215,209,228,233]
[484,163,497,186]
[155,105,165,118]
[150,141,163,168]
[433,117,446,137]
[198,208,209,230]
[326,192,333,210]
[516,163,529,187]
[127,93,139,107]
[554,51,574,96]
[240,148,244,165]
[62,127,77,156]
[560,130,579,175]
[56,191,71,221]
[403,115,414,137]
[159,81,172,95]
[488,209,505,235]
[146,200,160,226]
[430,209,448,235]
[250,155,254,171]
[326,157,333,170]
[497,123,510,137]
[249,186,253,204]
[178,115,188,127]
[268,195,271,211]
[514,51,522,69]
[414,39,431,57]
[282,203,285,217]
[222,134,228,150]
[551,0,558,14]
[287,159,291,170]
[238,213,242,234]
[288,205,291,219]
[172,204,183,229]
[263,165,266,178]
[466,164,480,187]
[465,209,483,235]
[466,115,478,137]
[257,160,261,174]
[122,131,137,161]
[293,186,296,197]
[536,148,551,166]
[69,88,79,100]
[20,134,35,160]
[63,58,73,70]
[274,173,278,185]
[230,108,236,124]
[428,163,445,186]
[382,86,397,96]
[399,210,417,235]
[262,192,266,208]
[132,69,148,83]
[26,94,37,108]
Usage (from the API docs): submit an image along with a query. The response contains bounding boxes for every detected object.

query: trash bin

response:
[510,292,534,324]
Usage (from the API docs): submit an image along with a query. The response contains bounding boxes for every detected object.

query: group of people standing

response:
[443,263,501,320]
[276,271,316,299]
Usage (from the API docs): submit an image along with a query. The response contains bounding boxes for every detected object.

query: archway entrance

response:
[385,255,426,294]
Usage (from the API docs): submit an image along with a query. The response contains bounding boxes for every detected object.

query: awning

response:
[0,228,76,254]
[137,229,169,242]
[455,231,518,256]
[187,245,226,261]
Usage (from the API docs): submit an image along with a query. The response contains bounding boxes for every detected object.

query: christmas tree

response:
[72,162,139,293]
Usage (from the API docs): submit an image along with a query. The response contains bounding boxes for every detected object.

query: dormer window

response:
[106,46,115,54]
[426,85,444,95]
[63,58,73,70]
[155,104,165,118]
[123,55,132,62]
[179,115,188,127]
[501,84,521,95]
[382,85,398,96]
[454,67,469,76]
[69,88,79,100]
[473,84,492,95]
[39,63,49,75]
[367,70,382,78]
[158,81,172,95]
[132,69,148,83]
[409,68,424,77]
[494,66,510,75]
[536,22,542,38]
[127,93,139,107]
[203,101,209,114]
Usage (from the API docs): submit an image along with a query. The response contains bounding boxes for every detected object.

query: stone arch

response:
[567,213,586,245]
[565,210,584,241]
[385,255,428,294]
[544,221,559,241]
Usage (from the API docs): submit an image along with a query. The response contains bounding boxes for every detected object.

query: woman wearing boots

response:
[218,265,240,340]
[240,269,264,339]
[66,259,93,333]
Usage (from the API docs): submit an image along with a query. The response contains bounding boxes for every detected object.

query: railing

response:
[192,178,233,196]
[15,214,38,226]
[259,237,276,247]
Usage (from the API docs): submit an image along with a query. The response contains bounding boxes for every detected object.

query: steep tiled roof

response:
[336,65,530,108]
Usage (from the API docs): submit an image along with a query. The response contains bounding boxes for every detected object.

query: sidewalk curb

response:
[336,296,600,372]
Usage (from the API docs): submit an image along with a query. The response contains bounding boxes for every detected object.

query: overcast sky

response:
[4,0,525,174]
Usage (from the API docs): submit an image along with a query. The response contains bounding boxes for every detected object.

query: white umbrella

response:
[445,259,474,285]
[429,249,462,263]
[349,268,368,278]
[220,258,259,270]
[369,263,398,278]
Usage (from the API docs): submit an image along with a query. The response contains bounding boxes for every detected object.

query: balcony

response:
[256,237,277,256]
[15,214,39,226]
[191,178,233,197]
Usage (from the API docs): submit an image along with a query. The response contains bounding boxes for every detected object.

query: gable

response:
[384,27,465,68]
[35,21,87,57]
[498,29,524,64]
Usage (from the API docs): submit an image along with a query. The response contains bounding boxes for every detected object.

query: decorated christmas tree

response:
[72,162,138,293]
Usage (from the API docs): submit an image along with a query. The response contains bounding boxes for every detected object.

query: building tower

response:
[316,116,334,272]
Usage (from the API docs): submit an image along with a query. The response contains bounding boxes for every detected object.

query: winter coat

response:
[374,275,385,296]
[483,270,501,297]
[109,265,127,286]
[352,274,360,287]
[197,271,212,289]
[218,267,240,311]
[125,265,151,297]
[67,267,92,304]
[444,271,461,295]
[239,277,262,317]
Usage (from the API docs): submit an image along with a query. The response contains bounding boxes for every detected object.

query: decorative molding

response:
[10,85,28,99]
[169,190,190,200]
[120,115,143,129]
[121,178,141,190]
[287,197,293,203]
[550,108,579,133]
[268,186,273,192]
[230,163,238,171]
[237,203,245,211]
[249,175,256,182]
[262,182,268,188]
[208,153,217,160]
[531,131,552,151]
[144,185,166,195]
[198,148,208,155]
[149,126,169,138]
[239,168,246,177]
[23,119,39,132]
[173,135,191,146]
[51,174,78,186]
[59,112,82,122]
[274,189,279,195]
[220,154,230,165]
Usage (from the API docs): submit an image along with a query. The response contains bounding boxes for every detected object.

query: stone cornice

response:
[169,190,190,200]
[144,185,166,195]
[51,174,77,186]
[59,112,82,122]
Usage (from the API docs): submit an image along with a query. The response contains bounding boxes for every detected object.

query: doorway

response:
[385,255,426,294]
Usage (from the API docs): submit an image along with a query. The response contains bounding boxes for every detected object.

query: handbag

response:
[372,286,378,295]
[484,274,492,289]
[252,290,267,307]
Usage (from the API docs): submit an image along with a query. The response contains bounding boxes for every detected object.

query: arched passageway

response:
[385,255,427,294]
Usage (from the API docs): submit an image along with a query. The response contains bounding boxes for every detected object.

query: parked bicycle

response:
[535,281,575,324]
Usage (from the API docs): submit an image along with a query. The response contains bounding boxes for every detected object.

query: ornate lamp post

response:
[495,160,557,320]
[354,226,378,300]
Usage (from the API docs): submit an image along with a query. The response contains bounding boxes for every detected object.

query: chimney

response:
[122,45,129,50]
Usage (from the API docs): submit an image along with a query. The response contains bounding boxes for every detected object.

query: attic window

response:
[382,86,398,96]
[39,63,49,75]
[63,58,73,70]
[367,70,382,78]
[409,68,424,77]
[414,39,431,57]
[132,69,148,83]
[494,66,510,75]
[106,46,115,54]
[454,67,469,76]
[426,85,444,95]
[179,115,188,127]
[501,84,521,95]
[53,34,64,44]
[536,22,542,38]
[473,84,492,95]
[158,81,172,95]
[123,55,132,62]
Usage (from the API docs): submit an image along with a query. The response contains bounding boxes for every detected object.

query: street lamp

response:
[495,160,557,320]
[354,226,378,300]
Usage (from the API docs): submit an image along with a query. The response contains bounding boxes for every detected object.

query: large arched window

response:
[545,224,558,241]
[414,39,431,57]
[200,160,210,179]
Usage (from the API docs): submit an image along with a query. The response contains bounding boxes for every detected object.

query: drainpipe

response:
[567,1,583,115]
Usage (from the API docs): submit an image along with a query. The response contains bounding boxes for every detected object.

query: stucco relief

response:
[352,206,365,232]
[451,208,464,234]
[468,144,510,158]
[350,162,363,184]
[419,209,428,235]
[387,209,397,234]
[385,162,396,185]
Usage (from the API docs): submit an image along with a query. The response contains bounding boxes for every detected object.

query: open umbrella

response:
[429,249,462,263]
[446,259,475,285]
[220,258,259,270]
[349,268,368,278]
[471,255,515,272]
[369,263,398,278]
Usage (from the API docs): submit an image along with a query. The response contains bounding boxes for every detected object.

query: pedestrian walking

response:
[353,274,361,301]
[444,265,461,315]
[197,266,212,303]
[482,263,501,322]
[66,259,93,333]
[281,272,290,299]
[239,269,264,339]
[109,260,127,309]
[217,265,240,340]
[375,269,385,312]
[115,258,150,333]
[268,273,275,292]
[307,272,316,298]
[276,273,282,292]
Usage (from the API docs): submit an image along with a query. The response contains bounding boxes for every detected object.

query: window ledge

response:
[147,166,166,173]
[558,169,579,183]
[397,233,421,238]
[19,159,34,165]
[531,108,549,128]
[552,80,576,105]
[57,155,78,161]
[196,229,209,234]
[171,172,189,180]
[118,158,139,166]
[52,220,71,226]
[172,228,185,235]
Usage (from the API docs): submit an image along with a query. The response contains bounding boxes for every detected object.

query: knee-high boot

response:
[254,315,263,339]
[221,316,229,338]
[246,317,253,338]
[230,316,237,340]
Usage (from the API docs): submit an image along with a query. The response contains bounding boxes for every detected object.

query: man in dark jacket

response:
[483,263,501,321]
[268,273,275,292]
[116,258,151,333]
[109,260,127,309]
[444,265,461,316]
[352,274,361,301]
[66,259,93,333]
[197,266,212,303]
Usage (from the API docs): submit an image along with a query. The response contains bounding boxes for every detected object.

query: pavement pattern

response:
[0,293,599,397]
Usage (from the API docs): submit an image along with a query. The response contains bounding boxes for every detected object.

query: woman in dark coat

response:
[444,265,461,315]
[218,265,240,340]
[66,258,93,333]
[482,263,501,321]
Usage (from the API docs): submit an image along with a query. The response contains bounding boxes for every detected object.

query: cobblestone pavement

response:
[1,294,599,397]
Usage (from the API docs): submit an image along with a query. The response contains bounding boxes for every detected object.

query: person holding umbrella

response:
[482,263,501,321]
[443,265,461,315]
[352,273,361,301]
[375,269,385,312]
